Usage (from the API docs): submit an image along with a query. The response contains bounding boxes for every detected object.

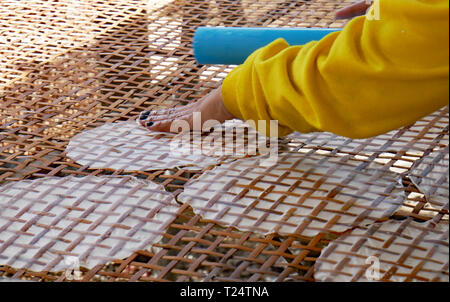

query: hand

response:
[335,0,372,19]
[138,86,235,133]
[139,2,373,134]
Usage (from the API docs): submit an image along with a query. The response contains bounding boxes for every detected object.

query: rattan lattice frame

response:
[0,0,448,282]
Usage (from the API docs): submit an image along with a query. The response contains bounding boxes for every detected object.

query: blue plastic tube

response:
[193,27,341,65]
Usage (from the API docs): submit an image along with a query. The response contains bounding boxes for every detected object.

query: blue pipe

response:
[194,27,341,65]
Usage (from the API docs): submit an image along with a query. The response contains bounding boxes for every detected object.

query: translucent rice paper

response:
[314,220,449,282]
[178,151,406,237]
[0,175,179,272]
[66,120,275,171]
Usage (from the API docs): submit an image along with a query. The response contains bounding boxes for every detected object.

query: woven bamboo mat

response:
[0,0,448,282]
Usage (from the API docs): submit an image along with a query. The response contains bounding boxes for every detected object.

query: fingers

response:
[140,104,198,124]
[141,103,198,121]
[335,0,372,20]
[138,106,198,133]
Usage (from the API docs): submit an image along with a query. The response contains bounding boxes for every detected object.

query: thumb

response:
[335,1,372,19]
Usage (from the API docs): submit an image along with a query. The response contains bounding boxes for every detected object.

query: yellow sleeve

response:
[221,0,449,138]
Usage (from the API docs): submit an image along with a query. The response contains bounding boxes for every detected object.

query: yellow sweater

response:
[221,0,449,138]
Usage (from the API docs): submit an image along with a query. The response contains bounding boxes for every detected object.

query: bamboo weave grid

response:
[0,0,448,282]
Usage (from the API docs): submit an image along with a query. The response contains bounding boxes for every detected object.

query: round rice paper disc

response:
[178,152,406,237]
[314,220,449,282]
[66,120,275,171]
[0,175,179,272]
